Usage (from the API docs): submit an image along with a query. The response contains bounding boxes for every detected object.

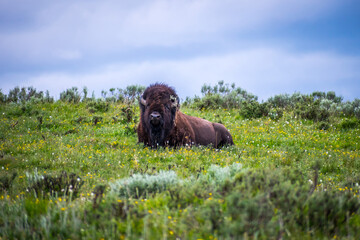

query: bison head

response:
[139,84,180,147]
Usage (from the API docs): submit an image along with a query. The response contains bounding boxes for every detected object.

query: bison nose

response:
[150,112,161,119]
[150,112,161,125]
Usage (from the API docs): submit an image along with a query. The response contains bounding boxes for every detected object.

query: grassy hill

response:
[0,85,360,239]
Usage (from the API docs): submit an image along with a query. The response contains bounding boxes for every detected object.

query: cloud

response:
[0,0,340,62]
[1,0,358,102]
[4,47,359,101]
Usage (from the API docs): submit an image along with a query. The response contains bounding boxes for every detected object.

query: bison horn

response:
[170,95,179,108]
[140,96,146,106]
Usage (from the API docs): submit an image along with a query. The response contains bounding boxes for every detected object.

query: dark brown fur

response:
[137,83,234,148]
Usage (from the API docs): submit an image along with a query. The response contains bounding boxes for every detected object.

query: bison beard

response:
[137,83,234,148]
[148,112,166,147]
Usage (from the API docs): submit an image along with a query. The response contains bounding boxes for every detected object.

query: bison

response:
[137,83,234,148]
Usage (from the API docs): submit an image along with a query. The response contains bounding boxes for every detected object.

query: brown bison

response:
[137,83,234,148]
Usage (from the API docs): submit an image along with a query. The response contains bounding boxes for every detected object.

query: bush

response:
[239,101,270,119]
[120,107,136,124]
[86,99,109,113]
[104,85,146,104]
[0,172,17,192]
[26,170,84,198]
[267,91,347,119]
[6,101,42,117]
[304,191,360,234]
[199,163,242,185]
[353,99,360,118]
[110,171,179,198]
[2,87,54,104]
[268,108,283,120]
[107,166,360,238]
[0,89,6,103]
[339,118,359,130]
[267,93,291,108]
[188,83,360,122]
[193,94,224,110]
[109,163,243,199]
[213,168,360,237]
[295,99,330,122]
[60,87,81,103]
[123,85,146,104]
[192,81,257,110]
[318,121,331,131]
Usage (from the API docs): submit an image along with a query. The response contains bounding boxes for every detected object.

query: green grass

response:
[1,101,360,239]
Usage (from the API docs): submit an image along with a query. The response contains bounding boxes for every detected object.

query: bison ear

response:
[170,95,180,110]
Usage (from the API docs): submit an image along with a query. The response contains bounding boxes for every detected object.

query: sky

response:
[0,0,360,101]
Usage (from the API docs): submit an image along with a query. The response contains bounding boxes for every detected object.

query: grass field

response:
[1,99,360,239]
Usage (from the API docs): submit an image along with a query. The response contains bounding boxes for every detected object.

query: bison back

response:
[183,114,216,147]
[181,113,233,148]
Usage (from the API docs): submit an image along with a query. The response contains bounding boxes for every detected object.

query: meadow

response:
[0,84,360,239]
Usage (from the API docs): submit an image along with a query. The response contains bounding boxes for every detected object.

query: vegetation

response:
[185,81,360,122]
[0,83,360,239]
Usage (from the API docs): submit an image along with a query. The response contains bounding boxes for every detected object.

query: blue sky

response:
[0,0,359,101]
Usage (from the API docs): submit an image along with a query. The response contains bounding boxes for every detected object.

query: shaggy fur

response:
[137,83,234,148]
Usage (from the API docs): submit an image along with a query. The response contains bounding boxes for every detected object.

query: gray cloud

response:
[0,0,340,61]
[1,0,358,101]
